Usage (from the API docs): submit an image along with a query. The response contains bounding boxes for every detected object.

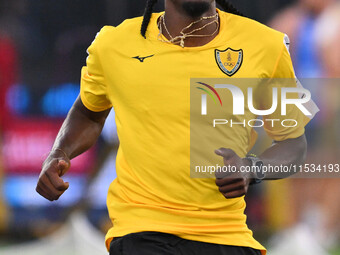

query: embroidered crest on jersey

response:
[215,48,243,76]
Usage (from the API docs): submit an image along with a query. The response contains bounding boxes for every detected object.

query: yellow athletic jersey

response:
[80,9,313,255]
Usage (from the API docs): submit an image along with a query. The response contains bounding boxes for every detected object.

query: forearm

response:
[36,97,110,201]
[51,96,110,160]
[258,134,307,179]
[215,134,307,198]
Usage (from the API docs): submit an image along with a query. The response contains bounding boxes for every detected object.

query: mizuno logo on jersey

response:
[132,55,154,62]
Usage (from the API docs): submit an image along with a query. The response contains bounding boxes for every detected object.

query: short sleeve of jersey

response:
[262,35,317,141]
[80,27,113,112]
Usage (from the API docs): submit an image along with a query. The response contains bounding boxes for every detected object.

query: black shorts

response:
[110,231,261,255]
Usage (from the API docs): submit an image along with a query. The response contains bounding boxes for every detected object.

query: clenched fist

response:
[36,149,71,201]
[214,148,252,199]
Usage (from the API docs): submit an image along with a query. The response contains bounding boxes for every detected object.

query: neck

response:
[162,1,218,47]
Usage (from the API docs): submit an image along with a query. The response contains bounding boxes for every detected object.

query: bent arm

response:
[36,96,111,201]
[215,134,307,198]
[258,134,307,179]
[52,96,111,159]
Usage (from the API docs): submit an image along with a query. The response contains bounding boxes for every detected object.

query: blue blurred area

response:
[3,175,86,207]
[6,84,31,116]
[5,82,79,117]
[294,15,324,78]
[41,83,79,117]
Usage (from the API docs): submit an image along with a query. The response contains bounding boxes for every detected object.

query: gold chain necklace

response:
[157,13,219,48]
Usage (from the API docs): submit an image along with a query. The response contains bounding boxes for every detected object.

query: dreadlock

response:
[140,0,244,38]
[215,0,245,17]
[141,0,158,38]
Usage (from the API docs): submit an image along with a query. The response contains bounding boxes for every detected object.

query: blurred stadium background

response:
[0,0,339,254]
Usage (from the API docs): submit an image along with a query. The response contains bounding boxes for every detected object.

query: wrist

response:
[244,154,265,185]
[240,158,255,185]
[50,148,69,160]
[242,157,252,167]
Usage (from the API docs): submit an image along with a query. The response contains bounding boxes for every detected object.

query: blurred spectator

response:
[270,0,335,78]
[269,0,334,148]
[315,1,340,77]
[267,1,340,254]
[313,2,340,248]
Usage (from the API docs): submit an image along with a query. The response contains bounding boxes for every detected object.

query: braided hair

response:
[215,0,244,17]
[141,0,158,38]
[140,0,244,38]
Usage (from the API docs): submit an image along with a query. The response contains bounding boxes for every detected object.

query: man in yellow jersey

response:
[36,0,318,254]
